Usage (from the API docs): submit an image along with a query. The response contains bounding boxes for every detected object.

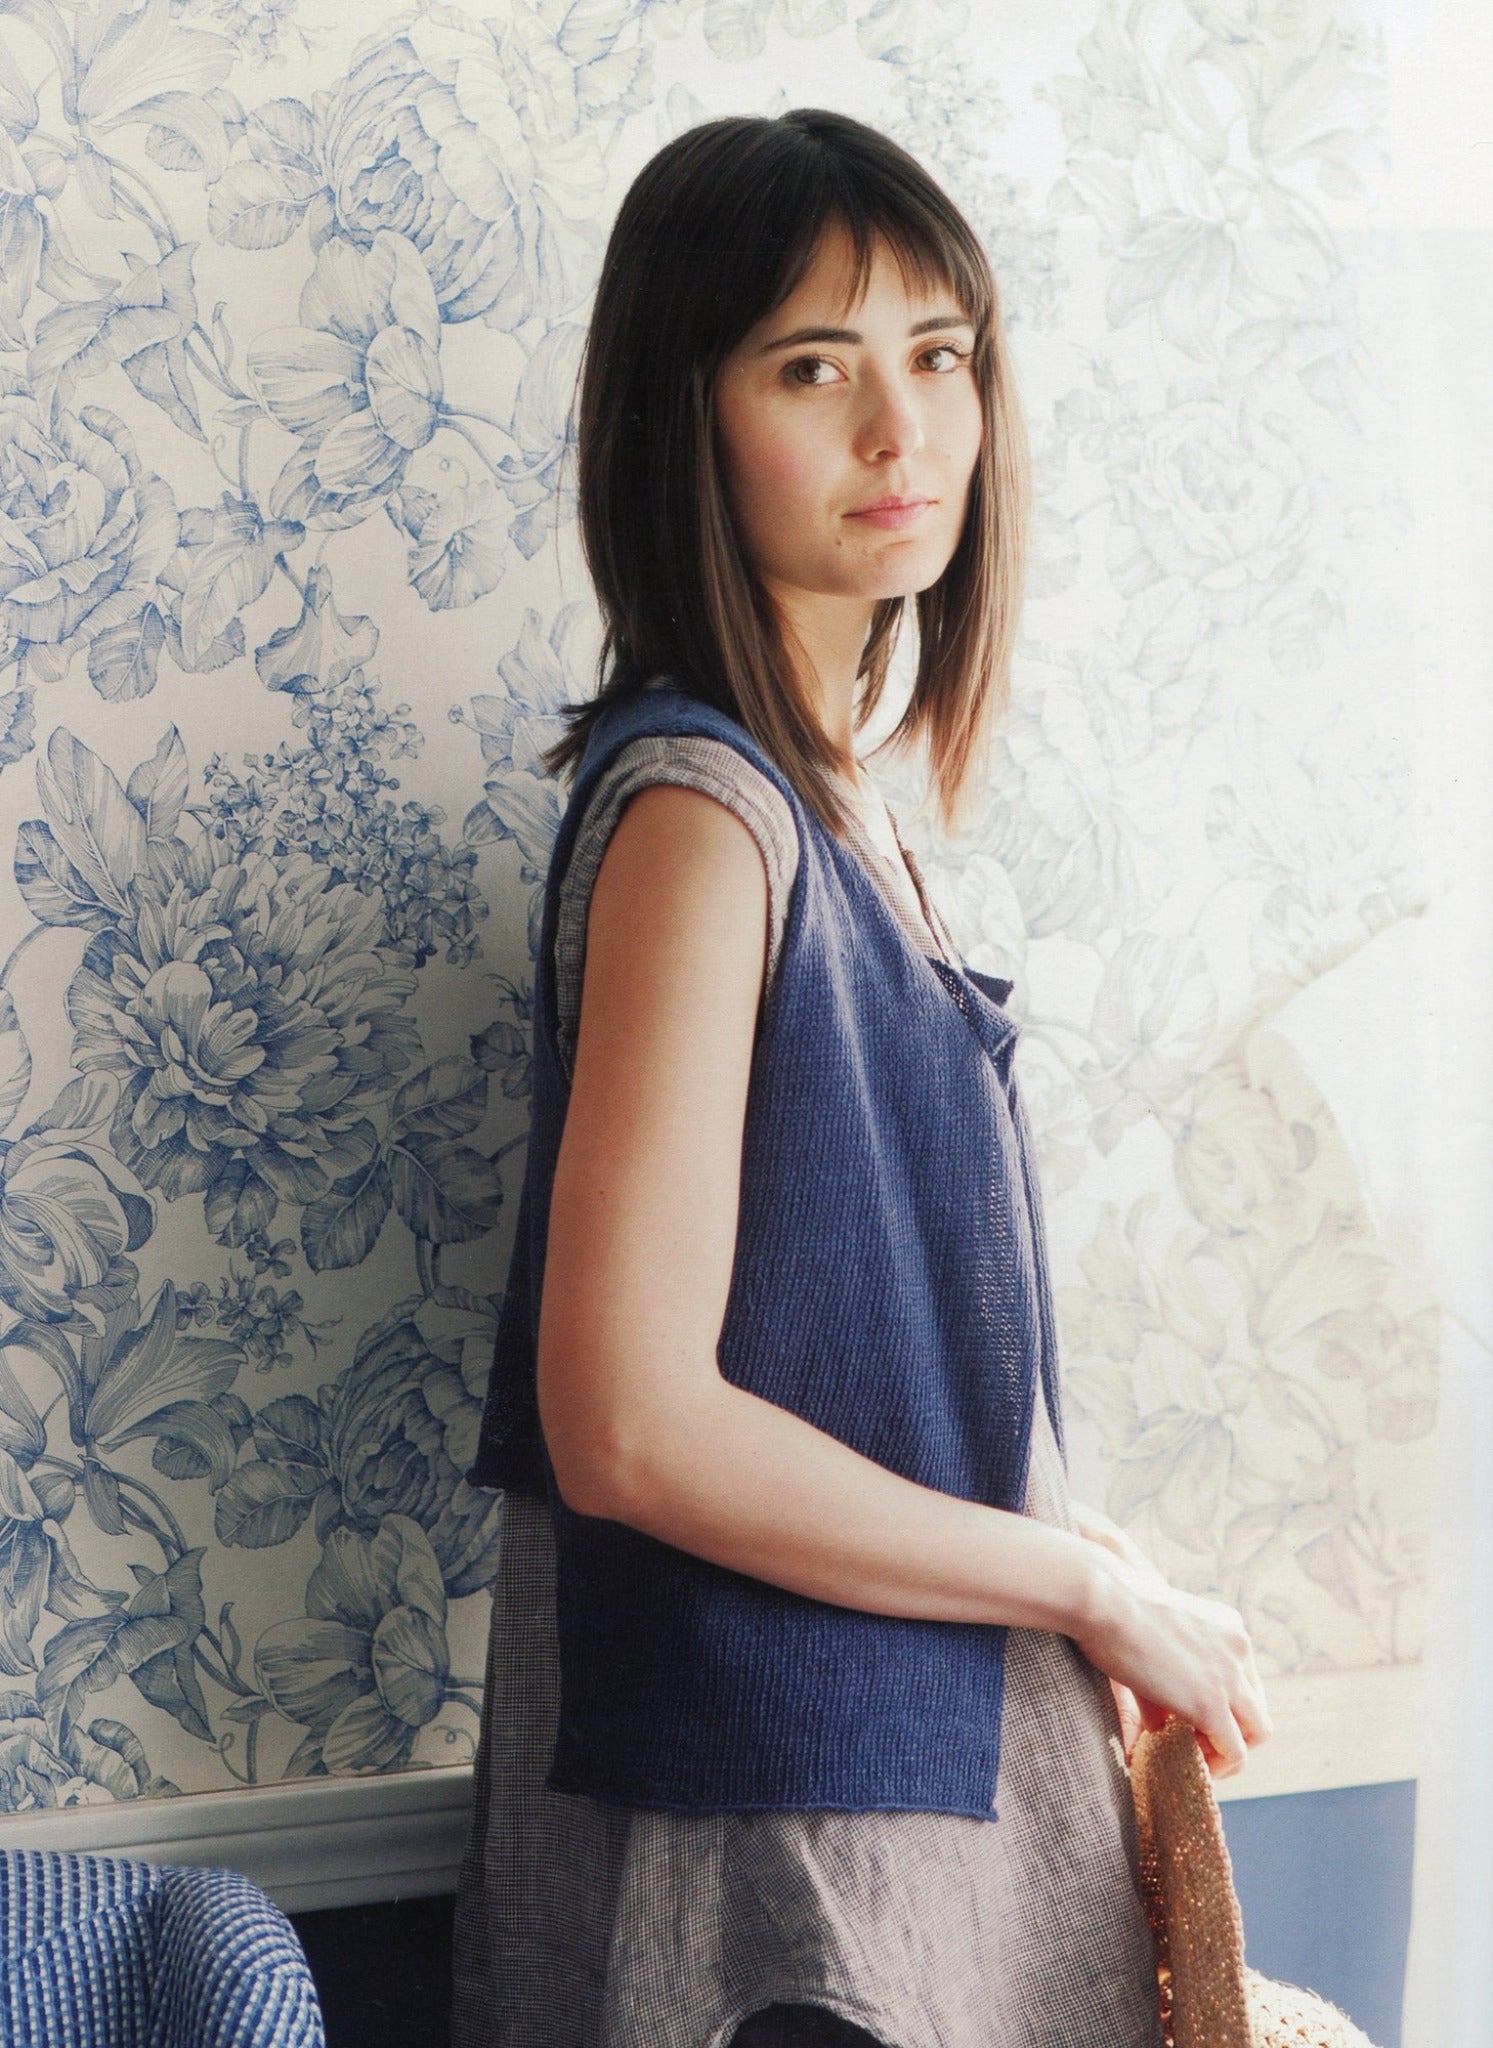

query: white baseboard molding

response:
[0,1764,475,1915]
[0,1661,1421,1911]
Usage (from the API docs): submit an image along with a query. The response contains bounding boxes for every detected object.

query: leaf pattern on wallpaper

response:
[0,0,1427,1811]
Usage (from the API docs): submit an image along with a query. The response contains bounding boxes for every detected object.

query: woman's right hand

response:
[1072,1546,1273,1779]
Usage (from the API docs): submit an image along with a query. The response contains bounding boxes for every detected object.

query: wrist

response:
[1065,1533,1122,1650]
[1025,1521,1114,1641]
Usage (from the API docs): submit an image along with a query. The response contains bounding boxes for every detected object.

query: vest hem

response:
[539,1772,1006,1825]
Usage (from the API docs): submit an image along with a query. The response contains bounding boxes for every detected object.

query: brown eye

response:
[921,344,970,372]
[784,355,838,386]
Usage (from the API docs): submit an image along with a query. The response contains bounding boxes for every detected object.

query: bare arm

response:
[536,784,1270,1774]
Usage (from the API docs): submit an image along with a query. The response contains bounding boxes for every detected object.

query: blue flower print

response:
[65,842,420,1235]
[37,1545,217,1744]
[315,40,523,325]
[253,561,378,694]
[212,1289,502,1600]
[65,0,237,180]
[385,480,508,611]
[0,1691,175,1809]
[254,1513,451,1774]
[464,608,585,860]
[0,1076,153,1323]
[462,603,593,953]
[0,129,112,356]
[0,388,177,689]
[0,1448,117,1678]
[172,0,299,66]
[0,685,36,771]
[469,975,532,1104]
[0,1691,77,1809]
[332,12,632,327]
[28,244,205,439]
[201,636,489,969]
[249,231,444,529]
[323,1294,502,1599]
[495,322,585,561]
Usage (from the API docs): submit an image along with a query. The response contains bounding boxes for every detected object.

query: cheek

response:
[716,394,825,530]
[733,428,823,526]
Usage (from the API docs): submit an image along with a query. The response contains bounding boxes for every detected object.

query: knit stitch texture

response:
[469,682,1066,1820]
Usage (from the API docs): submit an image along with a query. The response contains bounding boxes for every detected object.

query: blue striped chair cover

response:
[0,1850,326,2048]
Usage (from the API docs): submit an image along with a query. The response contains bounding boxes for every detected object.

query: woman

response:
[452,109,1271,2048]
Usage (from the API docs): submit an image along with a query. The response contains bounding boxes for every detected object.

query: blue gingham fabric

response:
[0,1850,325,2048]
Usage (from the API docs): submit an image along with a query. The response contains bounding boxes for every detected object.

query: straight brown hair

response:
[546,107,1030,838]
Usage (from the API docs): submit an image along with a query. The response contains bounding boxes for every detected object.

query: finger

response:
[1200,1713,1248,1779]
[1243,1661,1274,1745]
[1234,1675,1274,1748]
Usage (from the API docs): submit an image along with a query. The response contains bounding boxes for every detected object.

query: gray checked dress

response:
[451,725,1165,2048]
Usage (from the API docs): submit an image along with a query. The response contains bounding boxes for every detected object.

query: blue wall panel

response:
[1222,1781,1417,2048]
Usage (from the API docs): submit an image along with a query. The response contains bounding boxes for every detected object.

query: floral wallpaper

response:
[0,0,1427,1815]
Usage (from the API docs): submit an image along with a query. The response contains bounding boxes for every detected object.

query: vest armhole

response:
[552,735,801,1073]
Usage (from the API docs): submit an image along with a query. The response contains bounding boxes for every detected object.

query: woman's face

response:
[713,220,984,613]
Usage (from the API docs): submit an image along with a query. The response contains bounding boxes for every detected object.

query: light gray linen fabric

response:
[451,735,1164,2048]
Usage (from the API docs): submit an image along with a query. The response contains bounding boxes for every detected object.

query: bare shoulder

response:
[588,780,769,965]
[577,780,770,1073]
[596,778,769,896]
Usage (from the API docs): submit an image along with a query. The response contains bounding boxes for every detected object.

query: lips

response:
[845,495,935,530]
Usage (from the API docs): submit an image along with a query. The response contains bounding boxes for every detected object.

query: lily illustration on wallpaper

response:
[0,0,1431,1812]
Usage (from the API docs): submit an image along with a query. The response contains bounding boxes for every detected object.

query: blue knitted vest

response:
[469,682,1066,1820]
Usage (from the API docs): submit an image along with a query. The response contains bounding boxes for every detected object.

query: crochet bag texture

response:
[1129,1718,1382,2048]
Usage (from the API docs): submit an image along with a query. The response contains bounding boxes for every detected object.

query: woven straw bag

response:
[1129,1717,1383,2048]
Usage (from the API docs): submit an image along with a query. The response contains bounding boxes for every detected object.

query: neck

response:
[761,575,877,776]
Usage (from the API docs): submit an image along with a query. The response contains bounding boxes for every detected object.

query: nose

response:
[854,367,925,462]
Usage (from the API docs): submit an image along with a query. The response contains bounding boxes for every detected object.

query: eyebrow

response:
[755,313,975,354]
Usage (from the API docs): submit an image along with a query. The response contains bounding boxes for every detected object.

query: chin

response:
[864,556,957,601]
[840,542,955,591]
